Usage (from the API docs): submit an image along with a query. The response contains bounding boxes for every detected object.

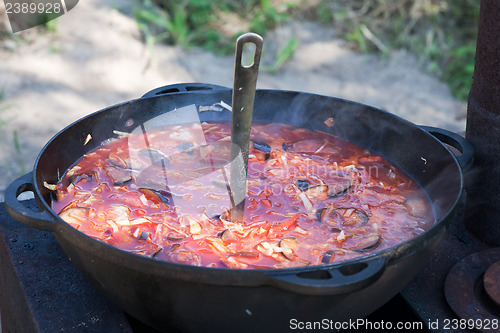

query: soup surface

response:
[51,122,434,269]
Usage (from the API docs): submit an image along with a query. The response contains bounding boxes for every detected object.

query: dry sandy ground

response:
[0,0,466,202]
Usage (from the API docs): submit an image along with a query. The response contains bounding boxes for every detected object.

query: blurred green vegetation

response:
[132,0,295,55]
[134,0,479,101]
[0,0,479,100]
[315,0,480,101]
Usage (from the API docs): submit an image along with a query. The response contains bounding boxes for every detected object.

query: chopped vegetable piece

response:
[324,117,334,127]
[256,241,280,257]
[280,238,299,259]
[187,217,202,234]
[139,188,169,205]
[58,207,90,227]
[269,214,301,238]
[350,233,381,252]
[43,181,57,191]
[298,192,314,212]
[220,229,236,243]
[108,205,131,226]
[104,166,132,186]
[404,197,432,219]
[107,152,129,169]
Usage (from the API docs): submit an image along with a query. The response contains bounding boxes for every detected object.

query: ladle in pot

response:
[230,33,263,223]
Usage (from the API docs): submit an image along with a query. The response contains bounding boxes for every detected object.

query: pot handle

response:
[4,172,57,232]
[420,126,474,171]
[265,256,386,295]
[141,83,230,99]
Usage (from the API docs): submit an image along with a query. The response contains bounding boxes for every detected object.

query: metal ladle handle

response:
[230,33,263,223]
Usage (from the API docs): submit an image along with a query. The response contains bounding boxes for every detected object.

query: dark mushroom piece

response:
[138,231,150,240]
[131,227,150,240]
[322,250,335,264]
[166,233,185,241]
[217,211,230,223]
[335,208,369,227]
[302,182,351,200]
[317,206,341,228]
[317,207,369,228]
[316,206,332,223]
[251,141,271,161]
[139,188,170,205]
[220,229,237,243]
[152,247,163,258]
[280,238,299,260]
[327,181,351,197]
[67,172,96,187]
[104,166,132,186]
[350,233,381,252]
[252,141,271,154]
[303,185,329,200]
[296,179,310,191]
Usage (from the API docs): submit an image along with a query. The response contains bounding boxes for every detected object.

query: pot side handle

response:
[4,172,57,232]
[265,256,386,295]
[420,126,474,171]
[141,83,230,99]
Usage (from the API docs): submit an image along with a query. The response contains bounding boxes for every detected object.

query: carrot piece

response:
[261,199,272,208]
[268,213,301,238]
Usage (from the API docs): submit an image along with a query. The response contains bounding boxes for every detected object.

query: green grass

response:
[133,0,294,54]
[313,0,480,101]
[261,37,299,73]
[133,0,223,50]
[0,0,479,101]
[134,0,478,101]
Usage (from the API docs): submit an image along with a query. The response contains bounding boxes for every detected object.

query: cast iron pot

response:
[5,83,472,332]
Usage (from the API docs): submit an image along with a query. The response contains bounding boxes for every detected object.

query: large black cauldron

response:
[5,83,472,332]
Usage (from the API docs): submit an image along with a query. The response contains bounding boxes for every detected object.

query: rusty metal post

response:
[465,0,500,245]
